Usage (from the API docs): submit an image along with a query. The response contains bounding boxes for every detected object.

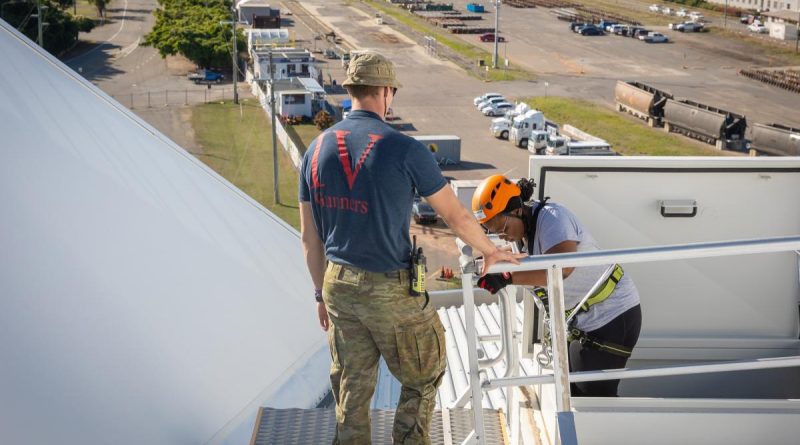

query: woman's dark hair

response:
[517,178,535,202]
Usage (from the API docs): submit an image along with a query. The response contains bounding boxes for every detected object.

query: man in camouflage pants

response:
[299,51,519,444]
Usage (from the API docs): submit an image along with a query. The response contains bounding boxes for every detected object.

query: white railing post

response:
[546,267,572,412]
[461,270,486,445]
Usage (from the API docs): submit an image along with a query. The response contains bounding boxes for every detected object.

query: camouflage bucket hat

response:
[342,51,402,89]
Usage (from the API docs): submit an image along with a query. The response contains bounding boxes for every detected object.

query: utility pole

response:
[269,48,280,205]
[796,9,799,53]
[231,7,239,105]
[34,0,48,47]
[220,9,242,104]
[724,0,728,29]
[493,0,500,69]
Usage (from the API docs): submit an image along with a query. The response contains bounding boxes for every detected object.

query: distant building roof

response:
[296,77,324,94]
[278,88,312,95]
[247,28,290,47]
[762,10,800,24]
[236,0,273,8]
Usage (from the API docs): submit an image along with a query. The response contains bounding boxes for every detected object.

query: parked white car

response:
[649,4,661,12]
[660,7,674,15]
[609,24,625,34]
[676,8,688,17]
[482,102,514,117]
[670,21,704,32]
[640,32,669,43]
[748,23,767,33]
[477,96,507,110]
[473,93,502,106]
[689,12,704,21]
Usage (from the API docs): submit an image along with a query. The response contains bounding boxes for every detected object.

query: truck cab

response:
[509,110,545,148]
[491,104,531,139]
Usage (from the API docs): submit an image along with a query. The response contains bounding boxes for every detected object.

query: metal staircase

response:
[250,407,508,445]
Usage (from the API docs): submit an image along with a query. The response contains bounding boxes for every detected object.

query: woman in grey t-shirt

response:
[472,174,641,397]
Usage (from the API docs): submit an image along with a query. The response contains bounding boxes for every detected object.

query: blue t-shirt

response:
[298,110,447,272]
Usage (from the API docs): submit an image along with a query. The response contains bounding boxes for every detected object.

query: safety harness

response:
[532,268,633,361]
[521,200,632,363]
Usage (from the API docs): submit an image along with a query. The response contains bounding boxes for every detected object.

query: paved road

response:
[64,0,239,102]
[62,0,246,151]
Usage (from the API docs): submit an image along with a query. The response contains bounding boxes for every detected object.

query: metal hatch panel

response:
[528,156,800,350]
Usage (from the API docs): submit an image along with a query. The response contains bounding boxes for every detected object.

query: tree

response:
[143,0,246,69]
[92,0,107,18]
[0,0,82,55]
[314,111,334,130]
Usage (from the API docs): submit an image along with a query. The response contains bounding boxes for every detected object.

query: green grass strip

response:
[524,97,728,156]
[192,99,301,229]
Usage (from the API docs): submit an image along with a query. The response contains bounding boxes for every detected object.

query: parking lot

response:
[286,0,800,280]
[446,0,800,125]
[296,1,799,178]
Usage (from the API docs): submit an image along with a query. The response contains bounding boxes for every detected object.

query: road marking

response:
[65,0,130,62]
[116,37,140,59]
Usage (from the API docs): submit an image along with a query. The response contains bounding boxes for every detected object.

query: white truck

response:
[523,130,569,154]
[509,110,547,148]
[545,139,614,156]
[490,103,530,139]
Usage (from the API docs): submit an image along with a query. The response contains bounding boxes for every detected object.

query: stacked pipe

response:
[504,0,580,7]
[450,26,496,33]
[573,6,641,25]
[739,69,800,94]
[503,0,537,7]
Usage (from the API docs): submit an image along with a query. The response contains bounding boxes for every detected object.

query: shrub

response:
[313,111,334,130]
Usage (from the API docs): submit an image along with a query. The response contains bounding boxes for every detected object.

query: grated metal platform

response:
[251,407,507,445]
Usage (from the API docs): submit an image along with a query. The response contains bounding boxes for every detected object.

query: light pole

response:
[220,9,244,104]
[493,0,500,69]
[269,47,279,205]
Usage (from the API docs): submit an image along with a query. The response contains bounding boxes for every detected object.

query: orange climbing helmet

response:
[472,175,522,224]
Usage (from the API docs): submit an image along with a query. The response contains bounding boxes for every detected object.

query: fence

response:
[251,81,304,170]
[110,88,236,109]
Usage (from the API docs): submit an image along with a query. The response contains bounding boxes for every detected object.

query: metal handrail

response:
[486,235,800,273]
[483,355,800,390]
[456,234,800,445]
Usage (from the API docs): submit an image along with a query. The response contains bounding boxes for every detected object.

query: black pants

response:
[569,304,642,397]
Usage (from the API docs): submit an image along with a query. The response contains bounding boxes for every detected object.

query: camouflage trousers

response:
[323,262,447,445]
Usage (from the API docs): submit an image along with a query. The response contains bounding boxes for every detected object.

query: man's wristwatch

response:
[314,288,323,303]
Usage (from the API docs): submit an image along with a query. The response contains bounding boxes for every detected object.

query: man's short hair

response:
[345,85,384,100]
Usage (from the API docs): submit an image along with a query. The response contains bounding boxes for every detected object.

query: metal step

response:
[251,407,507,445]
